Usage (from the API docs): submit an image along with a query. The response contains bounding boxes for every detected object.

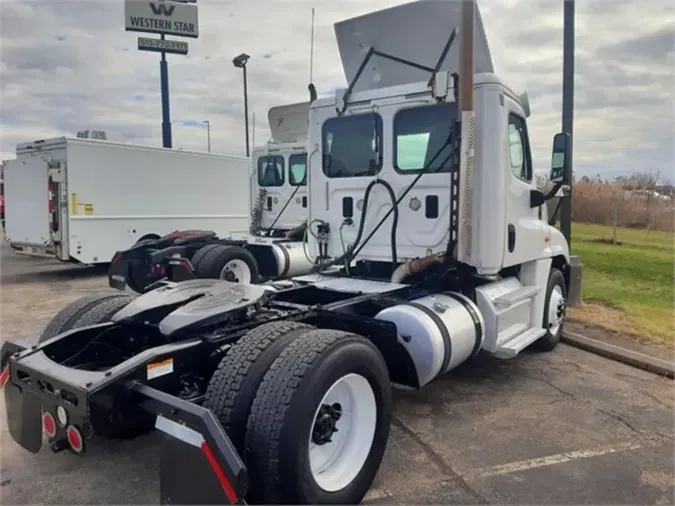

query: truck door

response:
[3,156,52,246]
[502,103,542,267]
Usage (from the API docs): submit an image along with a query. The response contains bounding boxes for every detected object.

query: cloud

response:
[0,0,673,182]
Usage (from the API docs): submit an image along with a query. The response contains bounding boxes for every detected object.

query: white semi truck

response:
[2,137,250,264]
[108,102,315,292]
[1,2,579,505]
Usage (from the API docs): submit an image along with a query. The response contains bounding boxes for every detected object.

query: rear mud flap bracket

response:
[131,383,247,505]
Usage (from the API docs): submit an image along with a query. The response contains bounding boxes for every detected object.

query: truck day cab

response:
[108,102,315,293]
[1,2,577,505]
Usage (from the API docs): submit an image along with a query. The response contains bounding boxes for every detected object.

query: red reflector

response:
[66,425,84,453]
[0,365,10,389]
[201,442,238,503]
[43,412,57,438]
[160,266,167,276]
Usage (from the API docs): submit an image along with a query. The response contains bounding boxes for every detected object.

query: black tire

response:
[245,329,392,505]
[38,293,135,343]
[531,267,567,352]
[203,321,314,456]
[38,293,154,440]
[70,295,137,329]
[189,243,222,273]
[195,245,260,284]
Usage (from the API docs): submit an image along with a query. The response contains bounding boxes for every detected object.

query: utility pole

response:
[561,0,575,247]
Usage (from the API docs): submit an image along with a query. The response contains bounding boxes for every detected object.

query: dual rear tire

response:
[191,244,260,284]
[203,322,392,504]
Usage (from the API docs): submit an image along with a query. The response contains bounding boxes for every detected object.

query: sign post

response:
[125,0,199,148]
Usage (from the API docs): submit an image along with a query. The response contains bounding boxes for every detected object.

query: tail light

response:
[66,425,84,454]
[42,411,57,439]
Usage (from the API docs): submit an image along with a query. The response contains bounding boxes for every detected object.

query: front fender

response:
[542,225,570,262]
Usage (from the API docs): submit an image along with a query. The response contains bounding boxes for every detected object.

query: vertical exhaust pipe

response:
[458,0,475,113]
[456,0,477,264]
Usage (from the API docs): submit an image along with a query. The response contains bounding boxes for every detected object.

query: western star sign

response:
[125,0,199,38]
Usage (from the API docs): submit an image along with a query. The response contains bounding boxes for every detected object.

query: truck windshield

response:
[289,153,307,186]
[322,112,383,178]
[394,103,457,173]
[257,155,285,187]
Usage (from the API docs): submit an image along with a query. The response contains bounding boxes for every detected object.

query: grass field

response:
[568,223,674,342]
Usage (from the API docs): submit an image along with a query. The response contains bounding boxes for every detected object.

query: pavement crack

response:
[637,389,672,409]
[597,409,643,435]
[392,416,489,505]
[525,372,577,400]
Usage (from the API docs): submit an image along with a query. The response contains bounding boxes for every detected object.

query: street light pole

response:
[233,53,251,157]
[243,64,250,157]
[203,120,211,152]
[561,0,575,247]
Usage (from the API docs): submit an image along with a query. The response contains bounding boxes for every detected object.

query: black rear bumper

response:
[0,339,248,504]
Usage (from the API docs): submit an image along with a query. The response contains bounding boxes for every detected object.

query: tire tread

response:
[203,320,313,454]
[245,329,365,504]
[39,292,132,343]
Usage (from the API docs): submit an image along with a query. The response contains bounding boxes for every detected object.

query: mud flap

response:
[108,252,132,291]
[131,383,248,505]
[4,383,43,453]
[1,339,43,454]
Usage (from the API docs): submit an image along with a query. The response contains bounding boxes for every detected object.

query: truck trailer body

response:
[3,137,250,264]
[108,102,315,293]
[2,1,577,505]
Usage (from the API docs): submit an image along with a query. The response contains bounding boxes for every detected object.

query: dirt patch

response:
[568,303,642,337]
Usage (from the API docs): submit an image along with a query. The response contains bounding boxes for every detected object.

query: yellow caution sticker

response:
[147,358,174,380]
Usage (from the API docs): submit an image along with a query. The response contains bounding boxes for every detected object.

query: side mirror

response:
[550,132,571,183]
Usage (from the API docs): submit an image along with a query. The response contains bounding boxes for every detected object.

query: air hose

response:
[311,178,398,272]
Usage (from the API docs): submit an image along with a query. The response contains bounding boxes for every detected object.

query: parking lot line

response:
[470,437,666,478]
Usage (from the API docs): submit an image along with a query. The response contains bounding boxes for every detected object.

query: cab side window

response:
[257,155,285,187]
[507,113,532,182]
[289,153,307,186]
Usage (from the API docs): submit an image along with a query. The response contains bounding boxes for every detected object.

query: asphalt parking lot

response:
[1,243,673,505]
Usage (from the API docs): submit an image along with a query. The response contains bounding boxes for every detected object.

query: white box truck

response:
[2,137,250,264]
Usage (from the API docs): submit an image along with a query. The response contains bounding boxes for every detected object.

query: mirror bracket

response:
[530,181,567,209]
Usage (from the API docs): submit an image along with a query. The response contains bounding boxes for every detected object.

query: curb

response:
[562,330,674,379]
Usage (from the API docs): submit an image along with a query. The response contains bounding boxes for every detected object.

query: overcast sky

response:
[1,0,673,181]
